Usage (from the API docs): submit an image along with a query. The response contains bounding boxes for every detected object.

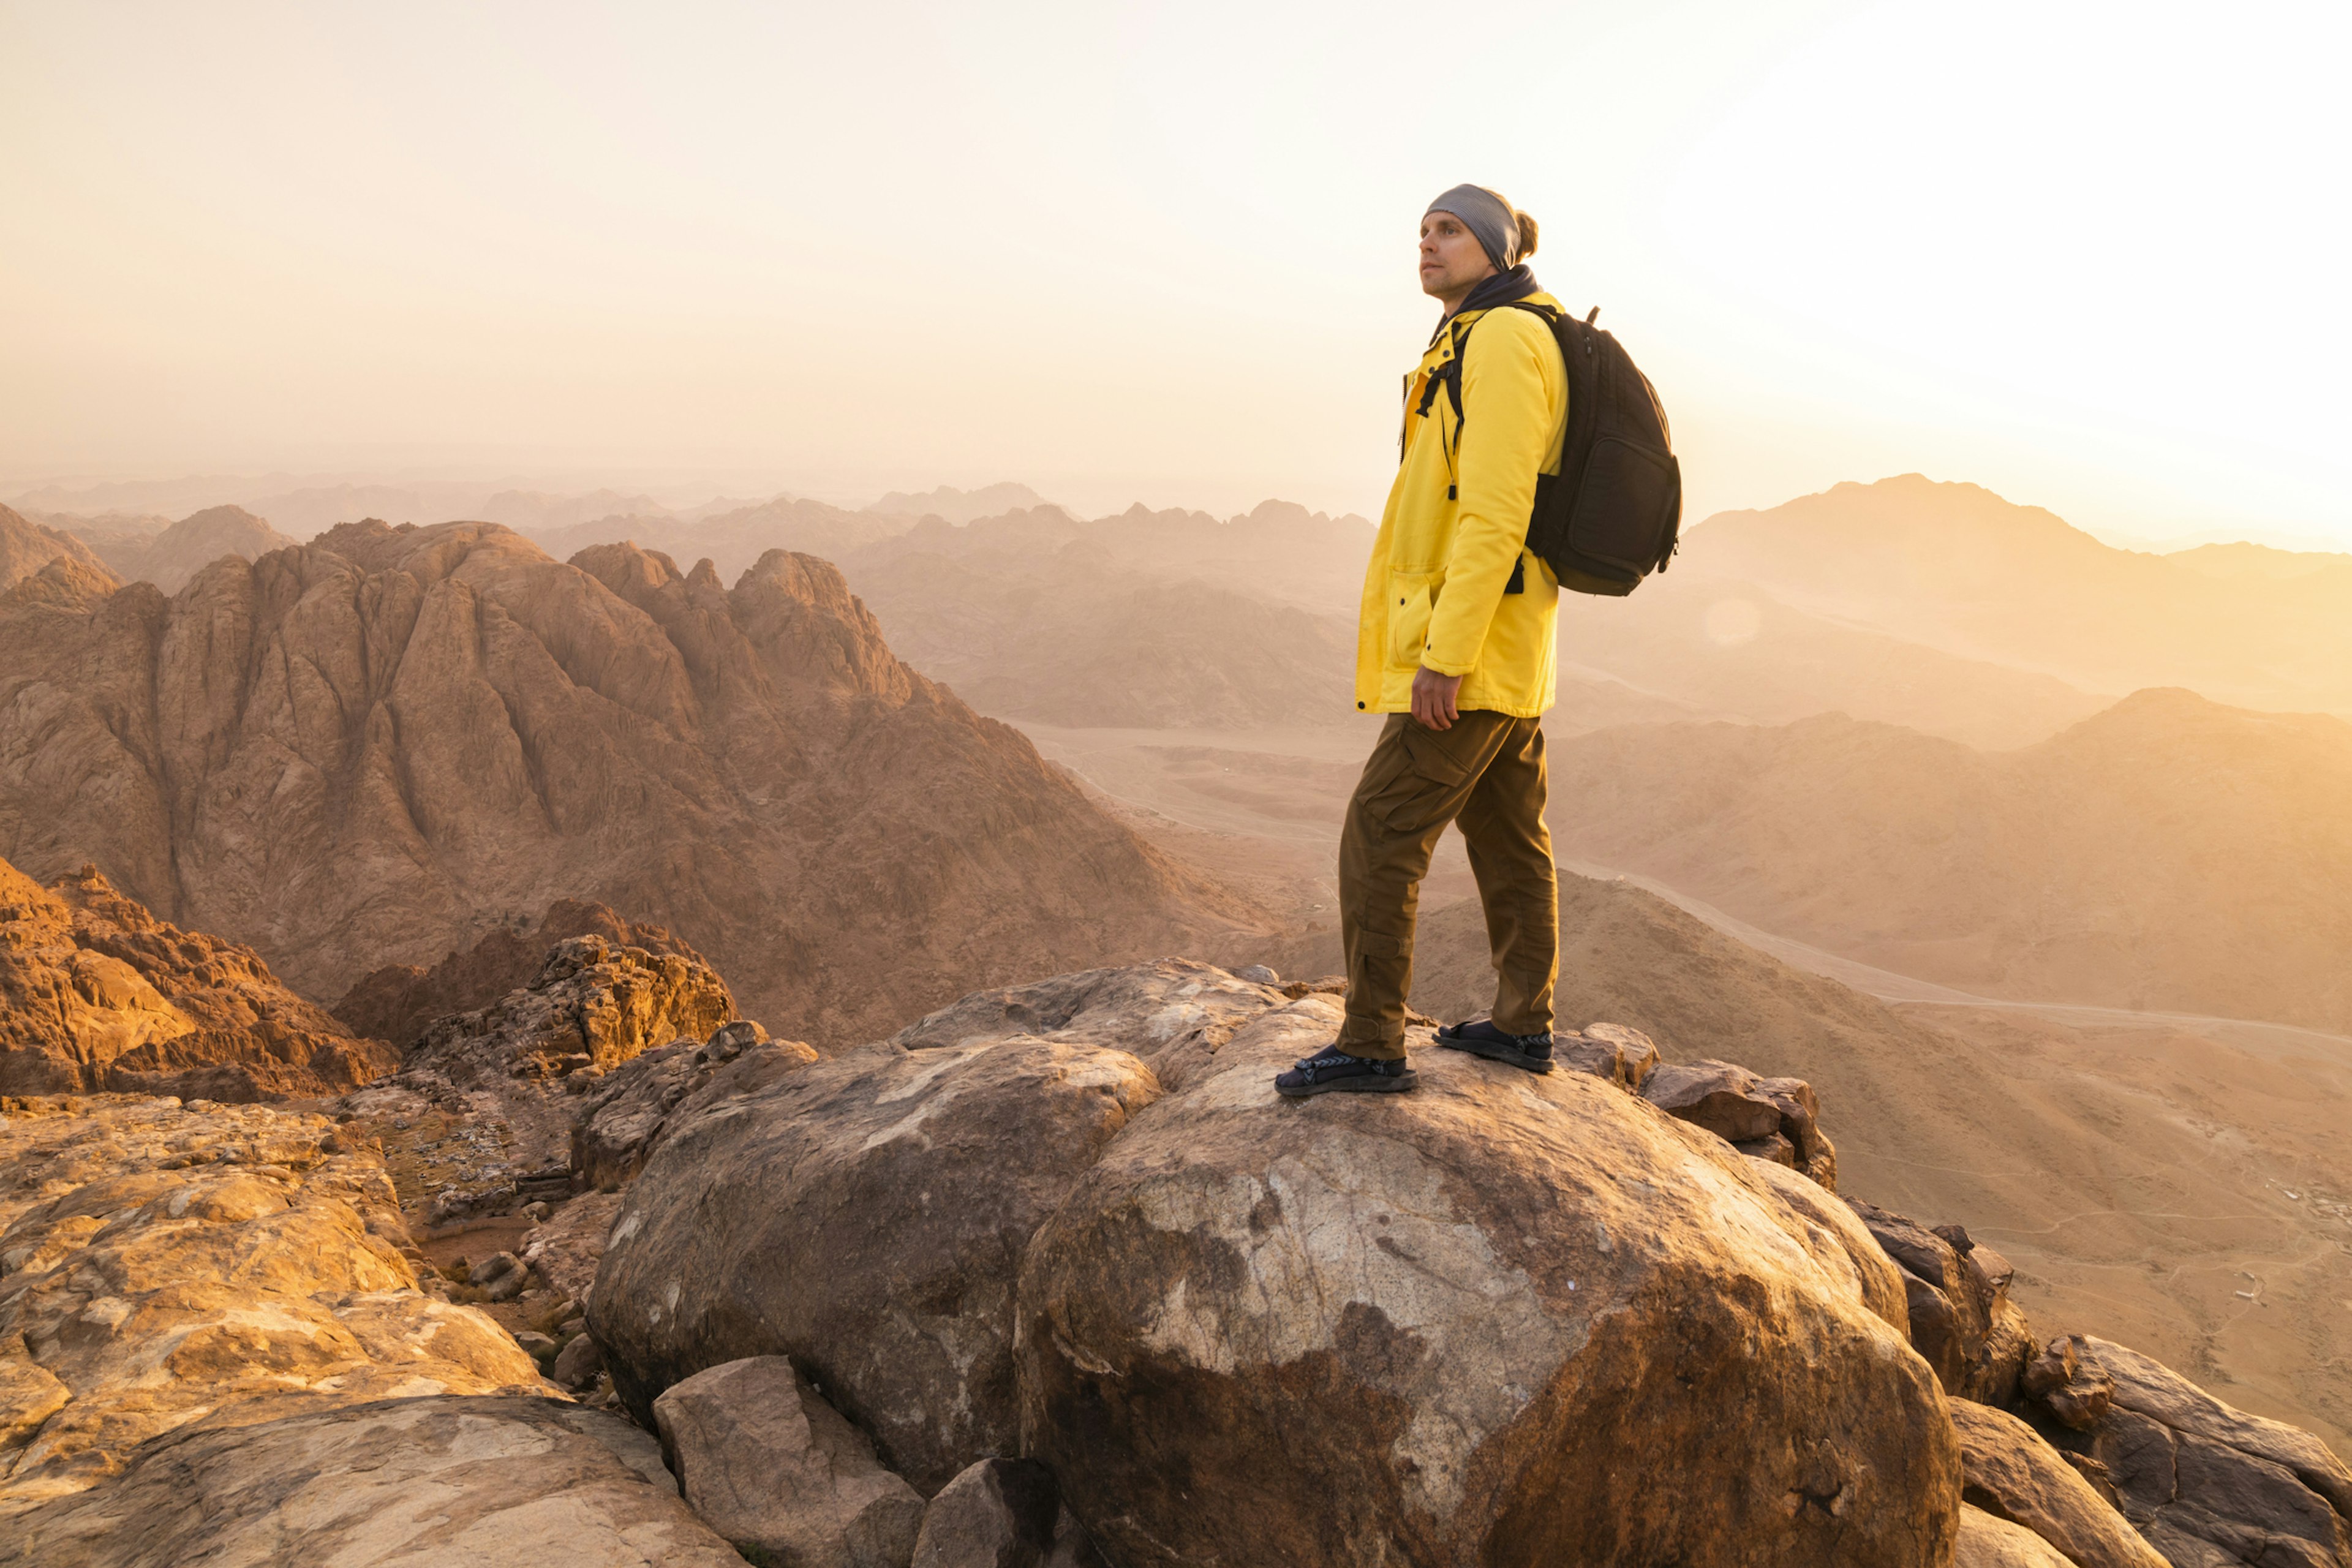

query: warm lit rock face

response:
[0,1095,542,1518]
[0,856,396,1099]
[592,960,1962,1561]
[335,897,709,1051]
[0,521,1254,1045]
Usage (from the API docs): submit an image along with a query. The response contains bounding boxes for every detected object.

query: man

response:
[1276,184,1569,1098]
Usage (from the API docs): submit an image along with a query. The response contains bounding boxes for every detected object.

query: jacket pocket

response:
[1385,571,1436,669]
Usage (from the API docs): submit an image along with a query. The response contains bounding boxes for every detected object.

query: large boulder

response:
[1848,1198,2034,1404]
[1015,993,1960,1566]
[572,1019,815,1189]
[653,1355,926,1568]
[0,1095,541,1516]
[592,1036,1163,1493]
[0,1393,747,1567]
[2023,1335,2352,1567]
[1948,1398,2165,1568]
[913,1458,1061,1568]
[889,957,1284,1087]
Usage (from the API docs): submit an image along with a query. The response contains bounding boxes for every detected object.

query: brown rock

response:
[522,1189,626,1306]
[1958,1503,2076,1566]
[652,1356,926,1568]
[0,522,1256,1049]
[912,1458,1060,1568]
[1847,1198,2033,1404]
[1640,1055,1839,1189]
[0,856,397,1101]
[595,1035,1163,1493]
[552,1330,604,1390]
[572,1018,816,1190]
[1555,1020,1660,1090]
[0,1095,541,1516]
[2022,1335,2114,1431]
[1949,1399,2167,1568]
[0,1393,747,1567]
[2026,1335,2352,1567]
[1016,992,1959,1566]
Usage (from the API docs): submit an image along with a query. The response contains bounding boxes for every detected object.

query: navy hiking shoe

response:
[1274,1044,1419,1098]
[1436,1018,1556,1074]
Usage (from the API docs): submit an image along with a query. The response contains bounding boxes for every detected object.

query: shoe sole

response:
[1438,1035,1556,1074]
[1276,1069,1420,1098]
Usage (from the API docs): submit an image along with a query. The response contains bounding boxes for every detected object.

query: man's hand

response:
[1411,666,1463,731]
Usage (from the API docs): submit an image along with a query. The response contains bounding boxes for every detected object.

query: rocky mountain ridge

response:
[0,519,1256,1044]
[0,854,395,1101]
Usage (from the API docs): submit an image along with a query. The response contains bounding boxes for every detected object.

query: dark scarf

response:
[1454,264,1540,318]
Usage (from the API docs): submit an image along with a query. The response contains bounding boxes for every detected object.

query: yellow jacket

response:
[1354,293,1568,718]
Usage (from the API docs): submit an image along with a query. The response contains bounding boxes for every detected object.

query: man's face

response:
[1419,211,1496,300]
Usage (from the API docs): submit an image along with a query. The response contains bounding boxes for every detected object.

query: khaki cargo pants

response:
[1338,710,1558,1059]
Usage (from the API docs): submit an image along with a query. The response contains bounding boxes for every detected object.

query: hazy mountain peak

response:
[867,481,1050,523]
[0,502,111,590]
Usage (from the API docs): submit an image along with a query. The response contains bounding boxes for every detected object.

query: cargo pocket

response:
[1369,715,1484,834]
[1385,571,1435,669]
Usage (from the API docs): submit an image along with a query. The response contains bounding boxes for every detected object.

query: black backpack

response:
[1425,303,1683,597]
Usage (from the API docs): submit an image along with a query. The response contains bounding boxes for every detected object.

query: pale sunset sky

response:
[2,1,2346,544]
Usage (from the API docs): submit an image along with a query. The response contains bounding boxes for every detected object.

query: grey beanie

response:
[1425,184,1523,271]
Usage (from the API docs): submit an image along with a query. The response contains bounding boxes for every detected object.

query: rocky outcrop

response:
[1642,1055,1838,1189]
[0,1094,542,1516]
[913,1458,1061,1568]
[1849,1198,2034,1405]
[0,1393,747,1567]
[0,521,1256,1046]
[593,1035,1164,1493]
[1949,1399,2166,1568]
[2022,1335,2352,1567]
[653,1355,927,1568]
[336,898,713,1051]
[0,856,396,1100]
[1017,996,1952,1567]
[572,1019,816,1190]
[340,933,747,1224]
[406,934,737,1087]
[595,960,1958,1562]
